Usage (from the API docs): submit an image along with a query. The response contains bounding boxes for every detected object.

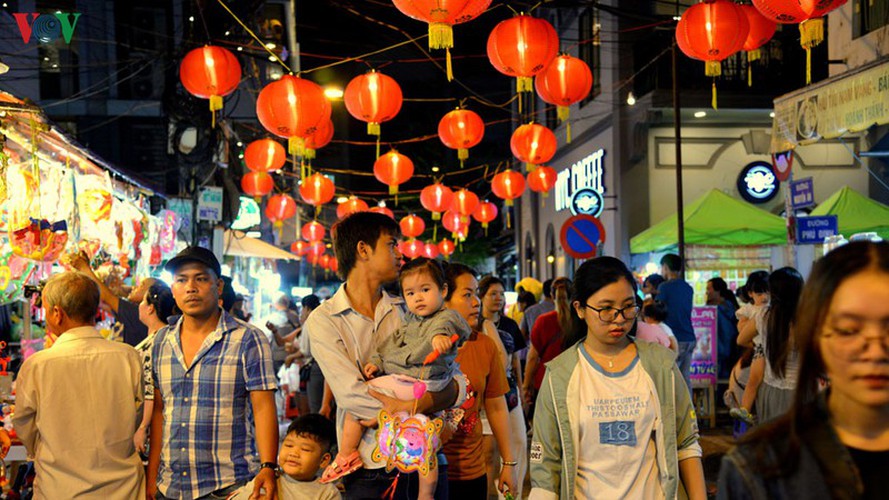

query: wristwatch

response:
[260,462,278,472]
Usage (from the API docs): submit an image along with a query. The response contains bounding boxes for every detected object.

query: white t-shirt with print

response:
[574,345,664,500]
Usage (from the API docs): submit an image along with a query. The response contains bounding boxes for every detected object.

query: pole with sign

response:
[560,215,606,260]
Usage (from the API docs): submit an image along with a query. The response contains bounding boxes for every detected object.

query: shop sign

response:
[555,148,606,212]
[197,186,224,222]
[790,177,815,210]
[771,150,793,182]
[737,161,779,204]
[231,196,261,230]
[12,12,81,44]
[569,187,604,217]
[796,215,838,244]
[560,214,606,260]
[691,306,718,386]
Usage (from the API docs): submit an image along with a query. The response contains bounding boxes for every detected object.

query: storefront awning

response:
[771,60,889,153]
[223,230,298,260]
[630,189,787,254]
[810,186,889,240]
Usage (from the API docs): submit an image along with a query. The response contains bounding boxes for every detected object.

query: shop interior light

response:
[546,254,555,264]
[336,196,349,203]
[769,112,775,118]
[626,92,636,106]
[431,166,440,172]
[694,111,707,118]
[323,87,344,99]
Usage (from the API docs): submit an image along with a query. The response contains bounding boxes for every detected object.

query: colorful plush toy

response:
[372,410,443,477]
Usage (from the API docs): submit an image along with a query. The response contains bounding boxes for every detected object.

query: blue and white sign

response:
[790,177,815,209]
[555,148,606,212]
[797,215,838,244]
[737,161,780,204]
[569,187,605,217]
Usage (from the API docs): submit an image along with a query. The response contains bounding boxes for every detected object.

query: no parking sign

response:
[560,215,606,259]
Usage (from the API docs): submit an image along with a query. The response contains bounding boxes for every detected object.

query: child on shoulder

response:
[320,257,472,499]
[730,273,770,425]
[228,414,340,500]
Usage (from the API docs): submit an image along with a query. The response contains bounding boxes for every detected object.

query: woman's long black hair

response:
[765,267,804,378]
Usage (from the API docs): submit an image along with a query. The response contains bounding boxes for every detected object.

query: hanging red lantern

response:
[241,172,274,199]
[527,165,558,197]
[401,239,425,259]
[319,254,332,270]
[302,119,334,160]
[438,108,485,163]
[306,241,326,261]
[751,0,845,83]
[337,197,369,219]
[179,45,241,126]
[400,214,426,239]
[420,183,454,220]
[511,123,557,169]
[450,189,479,220]
[740,5,777,61]
[344,70,403,137]
[438,238,456,258]
[442,210,469,236]
[256,75,331,155]
[374,150,415,196]
[302,221,326,242]
[290,240,309,256]
[535,54,592,142]
[423,241,440,259]
[491,170,526,207]
[370,206,395,219]
[487,14,559,93]
[265,194,297,227]
[299,173,336,207]
[244,139,286,173]
[306,251,323,266]
[472,201,498,230]
[392,0,492,80]
[329,256,339,274]
[676,0,749,108]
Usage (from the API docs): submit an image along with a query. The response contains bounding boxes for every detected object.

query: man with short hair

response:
[14,271,145,498]
[658,253,696,393]
[519,278,555,341]
[147,247,278,500]
[307,212,464,499]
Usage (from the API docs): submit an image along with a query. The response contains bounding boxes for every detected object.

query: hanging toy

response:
[372,410,443,476]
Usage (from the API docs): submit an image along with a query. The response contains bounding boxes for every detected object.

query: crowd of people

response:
[3,209,887,500]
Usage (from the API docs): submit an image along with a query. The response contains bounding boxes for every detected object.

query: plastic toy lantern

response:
[336,197,369,220]
[510,123,557,171]
[420,183,454,221]
[244,139,286,173]
[179,45,241,127]
[256,75,331,155]
[487,14,559,93]
[10,219,68,262]
[438,108,485,165]
[373,410,443,477]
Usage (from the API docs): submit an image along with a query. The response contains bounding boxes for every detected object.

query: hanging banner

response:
[771,60,889,153]
[690,306,718,386]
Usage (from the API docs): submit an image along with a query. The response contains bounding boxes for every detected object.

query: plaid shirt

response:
[152,311,276,500]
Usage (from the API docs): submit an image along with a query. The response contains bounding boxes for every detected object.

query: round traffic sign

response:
[560,215,606,260]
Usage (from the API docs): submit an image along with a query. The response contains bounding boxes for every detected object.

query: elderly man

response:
[14,271,145,499]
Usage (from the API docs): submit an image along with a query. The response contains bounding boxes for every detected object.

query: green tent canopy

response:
[809,186,889,240]
[630,189,787,253]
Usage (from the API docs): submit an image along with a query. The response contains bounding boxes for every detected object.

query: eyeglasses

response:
[581,303,640,323]
[821,322,889,356]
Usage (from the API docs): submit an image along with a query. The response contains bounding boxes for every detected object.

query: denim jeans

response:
[677,341,696,395]
[343,463,449,500]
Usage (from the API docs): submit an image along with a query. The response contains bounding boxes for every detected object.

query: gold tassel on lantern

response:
[288,137,305,157]
[800,18,824,85]
[209,95,223,128]
[432,211,441,221]
[305,148,316,160]
[428,23,453,50]
[711,81,718,110]
[482,222,489,236]
[559,105,572,142]
[516,77,533,93]
[446,47,453,82]
[368,123,381,136]
[433,223,438,241]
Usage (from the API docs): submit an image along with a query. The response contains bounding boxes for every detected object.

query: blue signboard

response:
[569,187,605,217]
[560,215,606,259]
[790,177,815,210]
[797,215,839,244]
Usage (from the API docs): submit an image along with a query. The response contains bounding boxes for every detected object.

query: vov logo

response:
[12,12,81,44]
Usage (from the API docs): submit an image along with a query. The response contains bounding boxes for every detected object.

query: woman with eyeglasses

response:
[718,241,889,499]
[529,257,705,499]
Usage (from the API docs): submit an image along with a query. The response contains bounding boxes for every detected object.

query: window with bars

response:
[578,7,601,106]
[854,0,889,38]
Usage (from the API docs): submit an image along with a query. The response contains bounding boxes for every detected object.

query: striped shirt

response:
[152,311,277,500]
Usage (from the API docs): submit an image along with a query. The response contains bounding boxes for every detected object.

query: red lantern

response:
[400,214,426,239]
[337,197,369,219]
[676,0,749,109]
[450,189,479,220]
[241,172,274,199]
[442,210,469,236]
[438,238,456,257]
[472,201,498,230]
[290,240,309,256]
[402,239,425,259]
[265,194,297,226]
[299,173,336,207]
[302,221,325,242]
[370,206,395,219]
[491,170,526,207]
[420,183,454,220]
[535,55,592,140]
[438,108,485,162]
[344,70,403,137]
[329,256,339,274]
[319,254,332,270]
[740,5,777,60]
[527,165,558,197]
[244,139,286,173]
[302,119,334,160]
[256,75,331,155]
[179,46,241,125]
[306,242,326,262]
[511,123,557,168]
[374,150,415,196]
[306,251,323,266]
[487,15,559,92]
[423,241,440,259]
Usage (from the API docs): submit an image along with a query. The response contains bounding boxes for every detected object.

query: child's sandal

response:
[319,450,364,483]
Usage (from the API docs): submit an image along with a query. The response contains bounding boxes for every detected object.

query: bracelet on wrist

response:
[500,459,518,466]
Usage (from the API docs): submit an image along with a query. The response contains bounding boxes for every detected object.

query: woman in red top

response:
[522,277,573,405]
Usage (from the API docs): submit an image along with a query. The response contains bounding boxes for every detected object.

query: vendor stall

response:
[810,185,889,240]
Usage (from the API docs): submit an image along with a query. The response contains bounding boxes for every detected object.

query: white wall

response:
[829,4,889,75]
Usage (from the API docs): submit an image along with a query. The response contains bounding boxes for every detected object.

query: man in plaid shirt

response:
[147,247,279,500]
